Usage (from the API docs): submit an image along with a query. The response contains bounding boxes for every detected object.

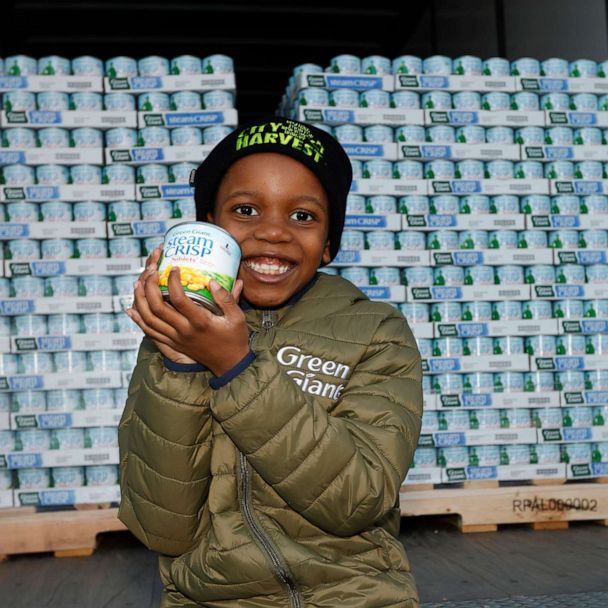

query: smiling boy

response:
[119,117,423,608]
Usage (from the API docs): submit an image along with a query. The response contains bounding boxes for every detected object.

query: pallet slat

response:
[0,507,125,558]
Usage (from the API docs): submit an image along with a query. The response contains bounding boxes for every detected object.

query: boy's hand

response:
[127,246,250,376]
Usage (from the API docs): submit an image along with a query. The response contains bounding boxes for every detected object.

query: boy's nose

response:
[253,217,292,243]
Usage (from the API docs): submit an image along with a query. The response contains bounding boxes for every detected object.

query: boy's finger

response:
[232,279,244,303]
[209,279,239,318]
[126,308,176,347]
[142,271,189,330]
[166,267,212,323]
[133,277,183,339]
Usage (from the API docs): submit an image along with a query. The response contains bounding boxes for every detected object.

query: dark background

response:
[2,0,608,122]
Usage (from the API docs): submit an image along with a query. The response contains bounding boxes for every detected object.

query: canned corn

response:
[492,300,523,320]
[395,125,426,143]
[431,302,462,322]
[329,55,361,74]
[362,160,392,179]
[423,56,452,75]
[404,267,434,287]
[452,91,481,110]
[456,160,484,180]
[488,230,518,249]
[511,92,539,111]
[72,56,103,76]
[37,92,69,111]
[511,58,540,76]
[44,276,78,297]
[2,127,37,149]
[456,125,485,144]
[463,337,493,357]
[392,161,423,179]
[365,231,394,250]
[462,300,492,321]
[138,93,170,112]
[432,373,463,394]
[545,127,573,146]
[485,126,513,144]
[427,230,458,250]
[421,91,452,110]
[433,266,464,286]
[522,300,553,320]
[482,57,510,76]
[362,55,391,75]
[389,91,420,109]
[104,93,136,111]
[392,56,423,75]
[74,238,108,259]
[399,303,429,322]
[549,230,580,249]
[463,265,494,285]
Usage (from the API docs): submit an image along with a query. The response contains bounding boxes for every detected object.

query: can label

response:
[500,444,531,465]
[74,239,108,259]
[170,56,202,75]
[72,128,103,148]
[158,222,241,314]
[469,445,500,466]
[481,92,510,111]
[363,125,393,143]
[340,267,369,286]
[86,465,119,486]
[203,126,233,145]
[52,466,85,488]
[73,201,105,221]
[138,92,170,112]
[393,56,423,75]
[202,90,234,109]
[423,56,452,75]
[483,127,513,146]
[452,91,481,110]
[329,89,359,108]
[2,127,37,149]
[390,91,420,109]
[37,92,70,111]
[456,126,486,144]
[108,238,141,258]
[395,125,425,143]
[104,93,136,111]
[453,55,482,76]
[426,126,455,143]
[171,127,203,146]
[421,91,452,110]
[72,56,104,76]
[359,90,390,108]
[41,239,75,260]
[202,55,234,74]
[138,127,171,148]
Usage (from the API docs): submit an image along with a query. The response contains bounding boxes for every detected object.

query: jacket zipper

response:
[238,309,303,608]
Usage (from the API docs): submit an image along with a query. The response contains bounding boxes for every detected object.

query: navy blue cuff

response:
[209,351,256,390]
[163,357,207,373]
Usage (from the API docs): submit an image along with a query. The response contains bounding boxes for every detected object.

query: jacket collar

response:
[239,272,321,311]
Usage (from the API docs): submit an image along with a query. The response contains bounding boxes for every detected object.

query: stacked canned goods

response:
[0,54,237,506]
[290,54,608,484]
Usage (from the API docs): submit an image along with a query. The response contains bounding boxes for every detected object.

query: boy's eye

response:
[291,210,315,222]
[234,205,258,216]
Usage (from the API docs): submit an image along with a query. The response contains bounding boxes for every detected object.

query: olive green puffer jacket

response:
[118,273,423,608]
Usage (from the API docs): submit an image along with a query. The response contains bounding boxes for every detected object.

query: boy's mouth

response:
[243,256,296,277]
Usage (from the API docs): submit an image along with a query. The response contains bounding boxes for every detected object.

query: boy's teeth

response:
[246,259,291,275]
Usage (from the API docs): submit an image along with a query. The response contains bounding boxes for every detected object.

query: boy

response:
[119,117,423,608]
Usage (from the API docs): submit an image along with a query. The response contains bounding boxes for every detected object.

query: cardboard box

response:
[441,465,565,483]
[138,108,238,128]
[10,333,142,353]
[0,297,114,316]
[561,390,608,406]
[498,463,566,481]
[566,462,608,479]
[358,285,406,302]
[410,322,434,340]
[2,447,118,469]
[406,284,531,302]
[13,485,120,507]
[553,249,607,265]
[0,491,14,509]
[516,76,608,95]
[422,393,438,411]
[0,222,106,240]
[294,72,395,92]
[0,184,135,202]
[423,354,530,374]
[435,319,559,338]
[522,145,608,162]
[0,372,122,392]
[526,214,608,230]
[0,75,102,92]
[398,143,521,161]
[425,109,546,127]
[341,142,398,160]
[531,283,608,300]
[549,180,608,195]
[331,250,431,267]
[343,214,402,231]
[403,213,525,231]
[1,110,136,128]
[10,410,122,430]
[428,427,537,447]
[104,73,236,92]
[536,427,608,443]
[4,258,143,278]
[530,354,608,372]
[429,248,553,266]
[435,390,560,409]
[296,107,425,126]
[351,178,427,196]
[558,319,608,335]
[0,148,103,166]
[403,467,442,485]
[428,179,550,195]
[136,183,194,200]
[105,145,213,164]
[395,74,517,92]
[545,110,608,127]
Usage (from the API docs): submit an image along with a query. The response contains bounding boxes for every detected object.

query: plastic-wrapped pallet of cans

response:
[287,54,608,486]
[0,54,237,509]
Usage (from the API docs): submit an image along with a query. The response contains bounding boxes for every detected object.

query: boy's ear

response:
[321,240,331,266]
[206,210,214,222]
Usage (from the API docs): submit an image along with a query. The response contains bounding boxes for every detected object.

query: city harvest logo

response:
[235,121,325,162]
[276,345,351,400]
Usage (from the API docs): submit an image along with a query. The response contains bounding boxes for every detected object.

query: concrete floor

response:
[0,517,606,607]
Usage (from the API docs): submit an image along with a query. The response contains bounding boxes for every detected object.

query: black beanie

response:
[190,116,352,262]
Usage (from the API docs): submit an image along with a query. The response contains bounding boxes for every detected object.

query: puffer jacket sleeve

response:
[209,308,422,537]
[118,337,214,556]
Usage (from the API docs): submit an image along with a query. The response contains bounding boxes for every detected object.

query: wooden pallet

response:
[0,507,126,559]
[400,479,608,533]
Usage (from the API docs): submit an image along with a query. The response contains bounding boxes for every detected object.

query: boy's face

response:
[209,152,331,309]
